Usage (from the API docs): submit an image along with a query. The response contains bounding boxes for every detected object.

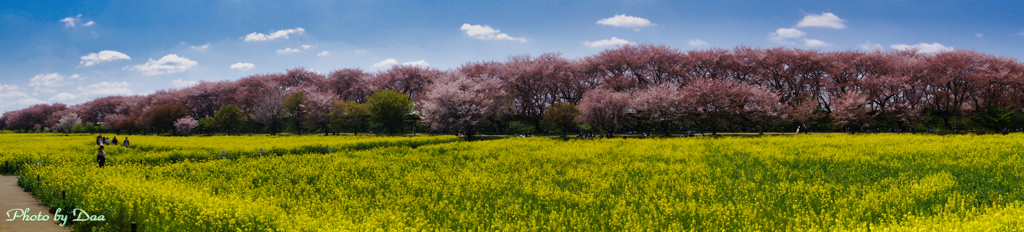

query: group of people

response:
[94,135,129,147]
[94,135,130,168]
[576,133,603,138]
[96,135,118,146]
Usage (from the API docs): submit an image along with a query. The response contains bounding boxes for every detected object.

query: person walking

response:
[112,137,118,145]
[97,145,106,168]
[123,137,130,147]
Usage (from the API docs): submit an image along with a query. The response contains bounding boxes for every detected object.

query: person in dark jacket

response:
[97,145,106,168]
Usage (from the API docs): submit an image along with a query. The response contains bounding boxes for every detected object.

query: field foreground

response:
[2,134,1024,231]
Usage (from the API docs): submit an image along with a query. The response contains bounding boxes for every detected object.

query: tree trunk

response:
[661,120,672,136]
[942,116,954,131]
[709,116,718,136]
[533,118,543,134]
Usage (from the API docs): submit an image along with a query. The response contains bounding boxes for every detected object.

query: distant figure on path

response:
[97,145,106,168]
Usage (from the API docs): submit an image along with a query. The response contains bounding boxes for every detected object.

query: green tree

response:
[543,102,581,137]
[283,92,307,134]
[976,103,1016,131]
[149,103,189,135]
[368,90,413,135]
[211,104,246,135]
[198,117,213,136]
[72,124,86,133]
[331,100,371,135]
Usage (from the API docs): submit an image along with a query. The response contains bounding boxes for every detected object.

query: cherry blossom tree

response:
[419,73,506,139]
[102,114,127,132]
[5,103,67,131]
[582,44,686,91]
[924,50,986,130]
[576,88,631,137]
[681,78,775,135]
[47,107,75,130]
[631,83,683,135]
[500,53,569,132]
[830,91,873,133]
[327,69,373,103]
[249,80,288,135]
[277,67,326,88]
[174,116,198,136]
[744,86,788,134]
[369,65,443,102]
[4,44,1024,134]
[57,113,82,134]
[301,90,338,135]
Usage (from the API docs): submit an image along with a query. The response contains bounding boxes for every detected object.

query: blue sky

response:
[1,0,1023,114]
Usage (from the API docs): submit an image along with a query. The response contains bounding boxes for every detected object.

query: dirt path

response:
[0,176,69,232]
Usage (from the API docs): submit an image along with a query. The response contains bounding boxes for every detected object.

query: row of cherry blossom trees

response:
[3,44,1023,136]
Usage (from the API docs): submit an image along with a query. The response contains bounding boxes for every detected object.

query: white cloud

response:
[11,98,46,106]
[60,17,76,27]
[0,84,28,99]
[171,79,198,88]
[890,43,954,54]
[230,62,255,70]
[584,37,633,48]
[1018,30,1024,36]
[301,44,314,50]
[371,58,398,68]
[597,14,654,31]
[80,50,131,67]
[860,41,883,51]
[190,44,210,52]
[0,85,17,92]
[768,28,806,43]
[29,73,82,94]
[354,50,367,54]
[317,51,330,57]
[244,27,305,41]
[976,33,984,38]
[796,13,846,29]
[460,24,527,42]
[804,39,831,47]
[83,21,95,27]
[401,60,429,67]
[276,48,301,54]
[126,54,198,76]
[48,93,77,102]
[60,14,82,27]
[77,82,133,97]
[688,39,708,46]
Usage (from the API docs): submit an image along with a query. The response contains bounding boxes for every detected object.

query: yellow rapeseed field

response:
[5,133,1024,231]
